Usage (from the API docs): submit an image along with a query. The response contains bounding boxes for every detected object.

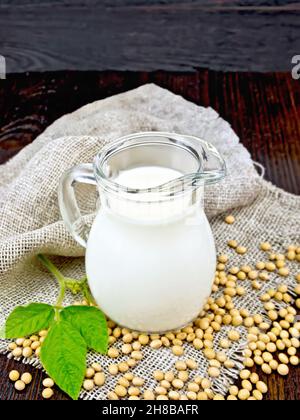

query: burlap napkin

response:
[0,84,299,399]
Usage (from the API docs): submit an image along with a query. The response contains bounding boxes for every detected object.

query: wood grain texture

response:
[0,69,299,400]
[197,71,300,194]
[0,1,300,73]
[0,356,69,400]
[1,70,299,192]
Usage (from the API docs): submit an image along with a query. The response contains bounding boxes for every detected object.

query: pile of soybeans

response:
[6,215,300,400]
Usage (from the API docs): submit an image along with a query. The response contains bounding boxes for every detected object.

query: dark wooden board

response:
[0,69,299,400]
[0,1,300,73]
[1,70,299,193]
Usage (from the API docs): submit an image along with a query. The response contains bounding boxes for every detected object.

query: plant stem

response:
[55,281,66,307]
[37,254,66,306]
[54,307,61,322]
[82,282,96,306]
[37,254,95,307]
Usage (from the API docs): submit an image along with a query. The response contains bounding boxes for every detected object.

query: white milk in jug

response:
[86,165,216,332]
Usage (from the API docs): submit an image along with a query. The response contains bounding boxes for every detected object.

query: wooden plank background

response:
[0,0,300,73]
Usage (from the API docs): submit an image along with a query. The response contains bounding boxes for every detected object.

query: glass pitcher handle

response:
[58,163,97,248]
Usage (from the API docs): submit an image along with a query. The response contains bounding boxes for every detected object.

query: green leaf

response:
[5,303,55,339]
[40,320,87,400]
[61,306,108,354]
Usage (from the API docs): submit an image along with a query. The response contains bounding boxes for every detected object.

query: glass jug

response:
[58,132,226,332]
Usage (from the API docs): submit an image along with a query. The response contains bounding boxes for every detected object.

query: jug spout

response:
[95,132,226,197]
[156,133,226,194]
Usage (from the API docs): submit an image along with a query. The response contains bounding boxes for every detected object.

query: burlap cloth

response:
[0,84,299,399]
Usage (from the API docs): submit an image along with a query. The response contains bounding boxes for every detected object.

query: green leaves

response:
[40,307,108,399]
[61,306,108,354]
[40,320,87,400]
[4,303,108,400]
[5,303,55,339]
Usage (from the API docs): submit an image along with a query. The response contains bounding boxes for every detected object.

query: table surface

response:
[0,70,299,400]
[1,1,300,73]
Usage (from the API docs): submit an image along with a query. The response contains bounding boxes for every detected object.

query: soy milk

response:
[115,166,182,189]
[86,166,216,332]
